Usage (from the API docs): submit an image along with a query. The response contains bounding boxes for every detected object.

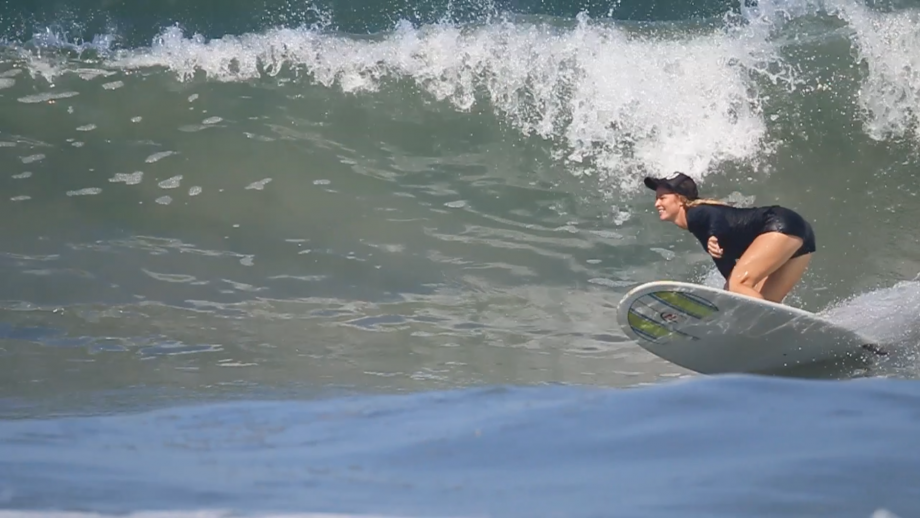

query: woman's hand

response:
[707,235,723,258]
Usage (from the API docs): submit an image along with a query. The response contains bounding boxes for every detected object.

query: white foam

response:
[829,1,920,143]
[244,131,275,142]
[17,91,79,103]
[26,0,920,192]
[141,269,196,283]
[20,154,45,164]
[245,178,272,190]
[74,68,116,81]
[66,187,102,196]
[145,151,177,163]
[158,175,184,189]
[107,15,785,191]
[179,124,209,132]
[109,172,144,185]
[819,280,920,349]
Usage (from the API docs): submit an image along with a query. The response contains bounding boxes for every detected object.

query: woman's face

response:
[653,187,684,223]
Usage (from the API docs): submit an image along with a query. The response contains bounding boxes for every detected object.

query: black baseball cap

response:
[643,172,699,200]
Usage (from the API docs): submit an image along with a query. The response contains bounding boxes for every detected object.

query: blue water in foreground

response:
[2,375,919,517]
[4,0,920,515]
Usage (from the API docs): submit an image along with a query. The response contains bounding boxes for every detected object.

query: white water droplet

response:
[587,278,634,288]
[244,132,274,142]
[11,172,32,179]
[188,186,202,196]
[590,230,623,239]
[155,196,172,205]
[66,188,102,196]
[145,151,176,163]
[245,178,272,190]
[109,172,144,185]
[18,91,79,104]
[21,154,44,164]
[650,247,676,260]
[158,175,183,189]
[76,124,96,132]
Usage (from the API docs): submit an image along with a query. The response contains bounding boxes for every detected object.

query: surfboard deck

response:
[616,280,887,375]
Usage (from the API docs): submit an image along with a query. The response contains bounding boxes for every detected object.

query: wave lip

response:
[102,15,779,188]
[5,0,920,190]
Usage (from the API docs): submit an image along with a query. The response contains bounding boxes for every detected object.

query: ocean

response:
[1,0,920,515]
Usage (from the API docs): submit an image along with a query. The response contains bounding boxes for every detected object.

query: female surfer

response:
[644,172,816,303]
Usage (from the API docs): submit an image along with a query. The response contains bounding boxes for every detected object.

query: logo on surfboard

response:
[625,289,719,344]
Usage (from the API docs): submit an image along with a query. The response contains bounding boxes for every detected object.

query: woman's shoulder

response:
[685,202,724,229]
[686,201,753,228]
[689,200,770,213]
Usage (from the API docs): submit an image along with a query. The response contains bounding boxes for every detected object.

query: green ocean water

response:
[1,0,920,515]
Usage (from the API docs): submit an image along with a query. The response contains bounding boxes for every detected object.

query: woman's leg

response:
[758,253,812,302]
[731,279,767,291]
[727,232,805,300]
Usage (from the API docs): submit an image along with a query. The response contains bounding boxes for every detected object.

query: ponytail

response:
[684,197,730,207]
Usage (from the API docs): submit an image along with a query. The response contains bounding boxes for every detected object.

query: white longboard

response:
[616,280,887,375]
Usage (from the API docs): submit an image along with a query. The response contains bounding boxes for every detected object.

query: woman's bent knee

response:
[728,270,761,291]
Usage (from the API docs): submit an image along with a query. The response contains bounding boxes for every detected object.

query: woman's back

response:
[685,203,782,276]
[686,203,777,249]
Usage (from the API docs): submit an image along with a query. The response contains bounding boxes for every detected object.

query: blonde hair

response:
[682,196,730,207]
